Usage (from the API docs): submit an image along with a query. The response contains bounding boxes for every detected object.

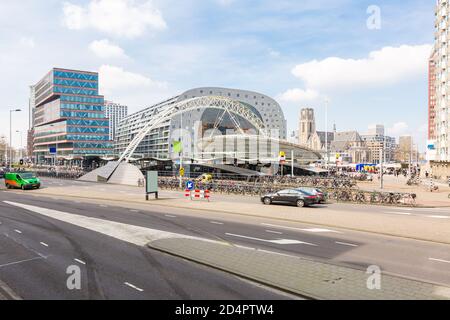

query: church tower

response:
[299,108,316,145]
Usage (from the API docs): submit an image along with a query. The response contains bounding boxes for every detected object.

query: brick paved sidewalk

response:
[149,238,450,300]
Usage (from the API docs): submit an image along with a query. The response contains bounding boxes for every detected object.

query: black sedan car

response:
[261,189,318,207]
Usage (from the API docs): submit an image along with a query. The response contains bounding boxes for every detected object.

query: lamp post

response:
[9,109,21,168]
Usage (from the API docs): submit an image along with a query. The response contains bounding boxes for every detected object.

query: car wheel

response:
[6,184,10,189]
[21,185,25,190]
[296,199,305,208]
[263,197,272,205]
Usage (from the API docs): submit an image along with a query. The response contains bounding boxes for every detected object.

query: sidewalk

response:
[148,238,450,300]
[13,180,450,245]
[358,175,450,207]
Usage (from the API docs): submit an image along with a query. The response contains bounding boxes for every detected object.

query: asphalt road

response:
[1,183,450,300]
[0,191,297,300]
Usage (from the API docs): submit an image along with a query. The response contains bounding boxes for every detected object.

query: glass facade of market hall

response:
[32,68,113,162]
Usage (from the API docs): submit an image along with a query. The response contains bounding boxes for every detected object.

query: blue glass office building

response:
[32,68,113,162]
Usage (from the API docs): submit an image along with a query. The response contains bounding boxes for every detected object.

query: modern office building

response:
[32,68,113,163]
[397,135,415,163]
[27,85,36,159]
[361,125,397,164]
[105,101,128,141]
[115,88,310,168]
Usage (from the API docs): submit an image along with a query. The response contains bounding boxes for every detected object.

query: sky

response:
[0,0,435,151]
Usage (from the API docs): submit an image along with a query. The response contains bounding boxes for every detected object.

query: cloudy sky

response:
[0,0,434,150]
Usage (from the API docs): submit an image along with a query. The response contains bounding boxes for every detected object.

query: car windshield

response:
[19,173,35,179]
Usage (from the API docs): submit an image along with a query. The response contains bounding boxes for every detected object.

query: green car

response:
[5,172,41,190]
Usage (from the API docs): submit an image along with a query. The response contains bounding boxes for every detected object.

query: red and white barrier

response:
[185,189,211,201]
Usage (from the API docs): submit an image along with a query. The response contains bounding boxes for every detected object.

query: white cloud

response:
[98,65,169,109]
[387,122,409,137]
[89,39,127,59]
[292,44,432,91]
[63,0,167,38]
[278,88,319,103]
[99,65,167,92]
[19,37,35,48]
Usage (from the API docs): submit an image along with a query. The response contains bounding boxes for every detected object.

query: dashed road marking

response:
[130,209,139,212]
[384,211,412,215]
[14,229,22,234]
[429,258,450,264]
[210,221,224,225]
[335,241,358,247]
[74,259,86,265]
[266,230,283,235]
[99,205,108,208]
[40,242,49,247]
[165,215,177,218]
[124,282,144,292]
[261,223,342,234]
[427,215,450,219]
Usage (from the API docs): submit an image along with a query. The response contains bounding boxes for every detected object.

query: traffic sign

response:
[186,180,195,191]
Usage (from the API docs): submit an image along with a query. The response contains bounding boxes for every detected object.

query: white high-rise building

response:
[434,0,450,162]
[105,101,128,141]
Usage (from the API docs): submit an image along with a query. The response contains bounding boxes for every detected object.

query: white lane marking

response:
[429,258,450,264]
[74,259,86,265]
[266,230,283,235]
[0,256,46,269]
[261,223,342,234]
[427,215,450,219]
[130,209,139,212]
[40,242,49,247]
[99,205,108,208]
[384,211,412,215]
[300,228,341,233]
[210,221,224,225]
[165,215,177,218]
[124,282,144,292]
[225,233,317,246]
[335,241,358,247]
[14,229,22,234]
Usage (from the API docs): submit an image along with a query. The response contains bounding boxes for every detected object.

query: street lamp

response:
[9,108,21,168]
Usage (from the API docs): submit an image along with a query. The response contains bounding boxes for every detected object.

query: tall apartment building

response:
[105,101,128,141]
[433,1,450,161]
[429,48,437,141]
[32,68,112,163]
